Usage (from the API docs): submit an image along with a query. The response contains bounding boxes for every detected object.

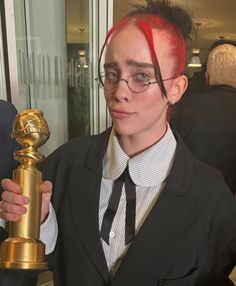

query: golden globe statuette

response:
[0,109,50,269]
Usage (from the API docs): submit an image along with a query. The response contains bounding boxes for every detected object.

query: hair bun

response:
[170,6,192,39]
[127,0,193,39]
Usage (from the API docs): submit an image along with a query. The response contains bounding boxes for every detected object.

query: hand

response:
[0,179,53,223]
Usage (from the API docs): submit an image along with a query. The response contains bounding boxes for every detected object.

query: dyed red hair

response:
[98,13,186,97]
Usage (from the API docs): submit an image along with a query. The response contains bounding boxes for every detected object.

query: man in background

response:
[184,40,236,97]
[171,43,236,195]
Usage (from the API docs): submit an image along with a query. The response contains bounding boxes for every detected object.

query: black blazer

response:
[40,128,236,286]
[170,85,236,194]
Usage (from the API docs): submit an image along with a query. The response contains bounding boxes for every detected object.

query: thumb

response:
[40,180,53,223]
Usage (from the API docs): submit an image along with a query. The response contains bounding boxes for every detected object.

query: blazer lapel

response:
[67,130,197,285]
[111,137,198,286]
[69,130,111,281]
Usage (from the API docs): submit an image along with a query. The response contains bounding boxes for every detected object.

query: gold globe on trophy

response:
[0,109,50,269]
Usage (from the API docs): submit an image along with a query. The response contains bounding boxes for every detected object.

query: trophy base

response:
[0,237,48,269]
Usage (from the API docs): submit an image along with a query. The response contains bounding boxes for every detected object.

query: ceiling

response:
[68,0,236,63]
[113,0,236,49]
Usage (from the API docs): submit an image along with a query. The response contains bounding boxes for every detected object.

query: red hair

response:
[98,14,186,96]
[147,14,186,75]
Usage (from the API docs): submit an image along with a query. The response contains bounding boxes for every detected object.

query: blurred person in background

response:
[183,39,236,97]
[171,43,236,195]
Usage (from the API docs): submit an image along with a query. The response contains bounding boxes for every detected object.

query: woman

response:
[1,1,236,285]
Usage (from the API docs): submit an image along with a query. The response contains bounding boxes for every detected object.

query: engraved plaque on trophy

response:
[0,109,50,269]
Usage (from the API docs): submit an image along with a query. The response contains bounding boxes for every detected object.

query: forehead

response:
[104,23,172,72]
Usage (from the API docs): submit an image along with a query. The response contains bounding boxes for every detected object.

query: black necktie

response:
[101,166,136,245]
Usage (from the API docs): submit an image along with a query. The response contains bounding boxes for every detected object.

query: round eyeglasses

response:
[96,72,178,93]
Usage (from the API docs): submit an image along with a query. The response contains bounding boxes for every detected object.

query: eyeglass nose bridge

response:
[116,78,129,89]
[112,77,145,93]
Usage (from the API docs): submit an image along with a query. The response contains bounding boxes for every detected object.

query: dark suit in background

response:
[184,66,208,96]
[0,100,19,186]
[171,42,236,195]
[171,85,236,194]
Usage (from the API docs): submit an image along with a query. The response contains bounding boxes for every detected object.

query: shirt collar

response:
[103,125,177,187]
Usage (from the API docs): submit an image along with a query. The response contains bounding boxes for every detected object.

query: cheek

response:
[138,92,167,112]
[136,93,168,122]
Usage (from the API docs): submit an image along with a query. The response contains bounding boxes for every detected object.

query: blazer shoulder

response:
[43,128,111,166]
[60,128,111,155]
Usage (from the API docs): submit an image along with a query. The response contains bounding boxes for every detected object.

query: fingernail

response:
[23,197,29,204]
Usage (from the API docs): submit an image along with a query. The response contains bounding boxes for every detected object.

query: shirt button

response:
[109,231,115,238]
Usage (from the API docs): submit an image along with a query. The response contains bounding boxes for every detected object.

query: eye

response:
[132,73,150,83]
[104,71,119,82]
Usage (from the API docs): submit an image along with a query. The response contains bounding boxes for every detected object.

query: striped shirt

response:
[99,125,177,275]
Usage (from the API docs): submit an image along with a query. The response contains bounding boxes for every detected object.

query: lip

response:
[110,109,135,119]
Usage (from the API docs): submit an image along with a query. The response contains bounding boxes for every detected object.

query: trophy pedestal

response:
[0,237,48,269]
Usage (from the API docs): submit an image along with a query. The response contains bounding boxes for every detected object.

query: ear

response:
[167,75,188,105]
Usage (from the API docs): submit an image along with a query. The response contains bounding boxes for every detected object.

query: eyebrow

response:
[103,62,119,69]
[103,60,155,70]
[126,59,155,69]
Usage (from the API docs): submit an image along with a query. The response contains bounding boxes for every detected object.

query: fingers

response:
[40,180,53,194]
[0,178,53,223]
[40,180,53,223]
[0,200,27,221]
[1,189,29,206]
[1,178,29,205]
[41,180,53,202]
[0,178,29,222]
[1,178,21,194]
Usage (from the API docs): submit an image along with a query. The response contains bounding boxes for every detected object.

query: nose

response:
[112,79,131,102]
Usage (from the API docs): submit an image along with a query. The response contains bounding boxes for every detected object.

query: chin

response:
[113,122,136,137]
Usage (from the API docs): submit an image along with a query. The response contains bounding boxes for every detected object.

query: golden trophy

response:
[0,109,50,269]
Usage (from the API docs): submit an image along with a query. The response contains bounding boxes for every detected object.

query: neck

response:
[118,123,168,157]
